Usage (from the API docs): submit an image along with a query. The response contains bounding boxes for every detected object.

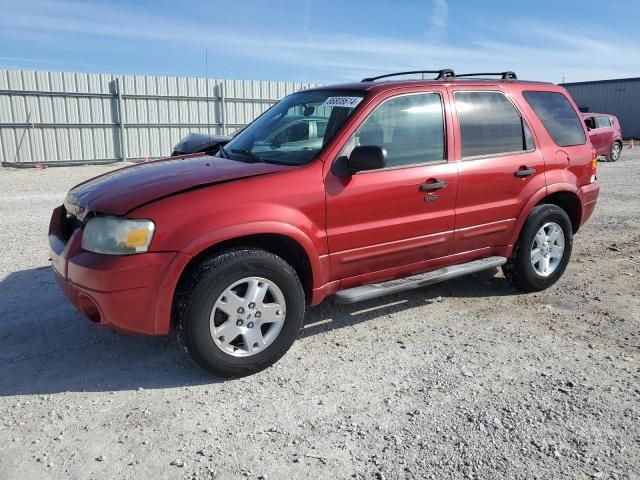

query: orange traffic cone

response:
[629,139,635,149]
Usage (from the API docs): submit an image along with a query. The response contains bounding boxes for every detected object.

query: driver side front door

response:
[324,89,458,286]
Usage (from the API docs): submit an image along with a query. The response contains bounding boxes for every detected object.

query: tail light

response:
[590,148,598,183]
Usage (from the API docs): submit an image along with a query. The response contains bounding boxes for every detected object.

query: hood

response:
[64,155,294,218]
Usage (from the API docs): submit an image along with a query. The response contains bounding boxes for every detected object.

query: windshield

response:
[220,89,366,165]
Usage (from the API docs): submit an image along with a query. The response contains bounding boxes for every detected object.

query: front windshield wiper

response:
[231,148,265,163]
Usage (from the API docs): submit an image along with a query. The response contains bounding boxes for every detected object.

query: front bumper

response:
[49,206,190,335]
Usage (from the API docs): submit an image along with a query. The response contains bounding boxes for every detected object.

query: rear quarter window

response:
[523,91,586,147]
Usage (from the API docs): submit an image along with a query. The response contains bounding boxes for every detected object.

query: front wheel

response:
[606,142,622,162]
[503,204,573,292]
[176,248,305,377]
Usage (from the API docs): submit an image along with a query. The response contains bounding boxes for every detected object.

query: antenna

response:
[205,48,211,144]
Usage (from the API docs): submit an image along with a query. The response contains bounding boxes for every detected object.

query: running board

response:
[334,256,507,304]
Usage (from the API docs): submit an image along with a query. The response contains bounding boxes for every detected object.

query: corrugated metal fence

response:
[563,78,640,139]
[0,69,322,165]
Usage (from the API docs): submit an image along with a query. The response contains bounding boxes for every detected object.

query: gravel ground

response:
[1,149,639,480]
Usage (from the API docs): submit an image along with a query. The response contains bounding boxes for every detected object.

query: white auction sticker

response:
[321,96,363,108]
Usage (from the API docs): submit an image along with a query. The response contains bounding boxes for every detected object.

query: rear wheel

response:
[176,248,305,377]
[503,204,573,292]
[606,141,622,162]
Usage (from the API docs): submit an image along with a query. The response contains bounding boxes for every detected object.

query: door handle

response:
[515,166,536,178]
[420,179,448,191]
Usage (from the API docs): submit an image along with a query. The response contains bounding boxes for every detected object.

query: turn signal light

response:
[590,149,598,183]
[125,229,151,248]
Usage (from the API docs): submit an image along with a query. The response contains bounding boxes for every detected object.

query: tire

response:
[176,248,305,377]
[503,204,573,292]
[606,141,622,162]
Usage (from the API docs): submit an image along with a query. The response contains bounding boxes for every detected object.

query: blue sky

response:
[0,0,638,84]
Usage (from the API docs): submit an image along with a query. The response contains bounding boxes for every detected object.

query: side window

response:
[342,93,445,168]
[595,116,611,128]
[272,119,327,145]
[584,117,596,130]
[269,104,338,146]
[315,120,328,138]
[282,122,309,142]
[523,91,586,147]
[454,91,532,158]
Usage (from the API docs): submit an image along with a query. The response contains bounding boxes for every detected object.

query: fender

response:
[546,182,583,232]
[182,221,326,289]
[150,221,326,334]
[546,182,578,196]
[507,182,580,246]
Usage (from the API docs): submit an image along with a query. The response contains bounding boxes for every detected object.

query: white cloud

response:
[428,0,448,39]
[0,0,638,83]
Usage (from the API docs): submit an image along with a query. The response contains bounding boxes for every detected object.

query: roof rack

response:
[456,71,518,80]
[362,69,455,82]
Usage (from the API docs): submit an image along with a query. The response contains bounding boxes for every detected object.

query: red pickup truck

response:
[49,70,600,377]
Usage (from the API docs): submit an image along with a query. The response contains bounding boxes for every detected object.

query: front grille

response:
[61,206,82,242]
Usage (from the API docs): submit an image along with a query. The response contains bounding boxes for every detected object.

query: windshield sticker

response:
[321,96,363,108]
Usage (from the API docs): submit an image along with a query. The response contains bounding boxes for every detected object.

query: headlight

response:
[81,217,155,255]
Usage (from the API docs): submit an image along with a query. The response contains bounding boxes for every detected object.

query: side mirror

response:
[333,145,387,176]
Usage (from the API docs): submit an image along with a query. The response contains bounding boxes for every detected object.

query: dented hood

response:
[64,155,294,218]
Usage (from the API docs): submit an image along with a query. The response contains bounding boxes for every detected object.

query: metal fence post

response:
[116,77,128,162]
[220,82,226,135]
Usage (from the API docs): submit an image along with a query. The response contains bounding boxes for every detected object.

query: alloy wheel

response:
[530,222,565,277]
[209,276,286,357]
[611,143,621,160]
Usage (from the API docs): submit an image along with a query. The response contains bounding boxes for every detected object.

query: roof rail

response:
[456,71,518,80]
[362,69,455,82]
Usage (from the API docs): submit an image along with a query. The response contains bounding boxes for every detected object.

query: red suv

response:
[49,69,600,377]
[583,113,623,161]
